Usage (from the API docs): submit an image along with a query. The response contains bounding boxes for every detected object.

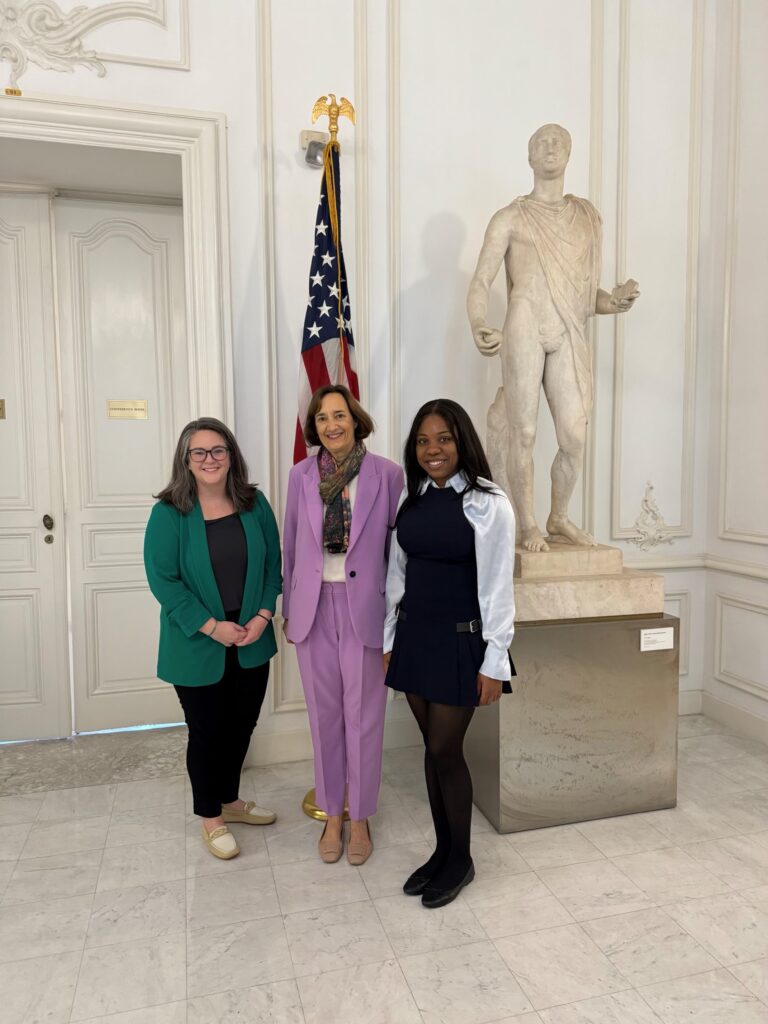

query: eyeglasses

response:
[188,446,229,463]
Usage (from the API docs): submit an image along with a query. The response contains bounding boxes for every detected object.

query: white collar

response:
[418,471,467,495]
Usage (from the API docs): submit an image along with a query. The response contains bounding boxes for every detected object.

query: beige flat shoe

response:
[222,800,277,826]
[347,820,373,865]
[318,819,344,863]
[202,824,240,860]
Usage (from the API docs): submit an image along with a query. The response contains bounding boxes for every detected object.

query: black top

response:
[205,513,247,613]
[386,485,512,707]
[398,486,479,623]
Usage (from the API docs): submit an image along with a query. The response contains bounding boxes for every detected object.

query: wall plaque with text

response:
[0,399,5,420]
[107,400,148,420]
[640,627,675,652]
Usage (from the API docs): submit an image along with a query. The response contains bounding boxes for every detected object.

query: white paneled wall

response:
[612,0,701,539]
[699,0,768,737]
[4,0,767,752]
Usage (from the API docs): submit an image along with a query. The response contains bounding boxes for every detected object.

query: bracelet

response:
[256,613,272,623]
[207,620,218,638]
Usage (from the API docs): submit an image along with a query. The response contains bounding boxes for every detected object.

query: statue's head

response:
[528,124,571,178]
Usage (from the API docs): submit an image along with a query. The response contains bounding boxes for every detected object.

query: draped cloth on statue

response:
[515,195,602,417]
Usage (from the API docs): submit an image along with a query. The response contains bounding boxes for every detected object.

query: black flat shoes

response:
[402,871,432,896]
[421,861,475,909]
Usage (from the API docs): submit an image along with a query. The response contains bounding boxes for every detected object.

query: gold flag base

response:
[302,788,350,821]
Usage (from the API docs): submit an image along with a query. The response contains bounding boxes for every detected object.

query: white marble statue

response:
[467,124,639,552]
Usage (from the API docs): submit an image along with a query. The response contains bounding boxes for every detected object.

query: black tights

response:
[407,693,475,889]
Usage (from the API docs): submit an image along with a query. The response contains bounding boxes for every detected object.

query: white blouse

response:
[384,472,516,681]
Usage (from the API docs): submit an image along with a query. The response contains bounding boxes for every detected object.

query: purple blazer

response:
[282,451,404,648]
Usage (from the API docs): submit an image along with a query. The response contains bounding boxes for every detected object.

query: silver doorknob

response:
[43,514,54,530]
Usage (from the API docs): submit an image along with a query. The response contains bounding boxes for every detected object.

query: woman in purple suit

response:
[283,385,404,865]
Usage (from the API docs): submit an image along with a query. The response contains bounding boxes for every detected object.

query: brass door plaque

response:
[107,400,148,420]
[0,399,5,420]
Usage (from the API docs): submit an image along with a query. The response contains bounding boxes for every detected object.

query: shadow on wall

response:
[396,211,502,453]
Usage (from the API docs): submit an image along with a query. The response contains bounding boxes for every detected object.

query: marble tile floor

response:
[0,726,188,795]
[0,714,766,1023]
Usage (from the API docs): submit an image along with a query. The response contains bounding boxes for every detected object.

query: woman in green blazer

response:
[144,416,282,860]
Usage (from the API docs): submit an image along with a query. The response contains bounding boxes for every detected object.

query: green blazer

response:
[143,492,282,686]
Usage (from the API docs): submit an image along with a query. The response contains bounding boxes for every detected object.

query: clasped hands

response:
[211,614,271,647]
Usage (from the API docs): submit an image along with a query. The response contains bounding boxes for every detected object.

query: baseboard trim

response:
[679,689,703,715]
[246,715,422,767]
[702,692,768,745]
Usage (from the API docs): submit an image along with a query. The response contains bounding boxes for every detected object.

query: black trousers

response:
[174,643,269,818]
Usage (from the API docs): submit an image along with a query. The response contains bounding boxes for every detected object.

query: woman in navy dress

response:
[384,399,516,907]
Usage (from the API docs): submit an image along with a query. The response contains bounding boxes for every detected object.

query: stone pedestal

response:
[514,542,665,622]
[465,542,678,833]
[466,613,679,832]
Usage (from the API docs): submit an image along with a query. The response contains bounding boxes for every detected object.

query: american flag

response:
[293,142,359,464]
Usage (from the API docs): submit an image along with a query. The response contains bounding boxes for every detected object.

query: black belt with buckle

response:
[396,608,482,634]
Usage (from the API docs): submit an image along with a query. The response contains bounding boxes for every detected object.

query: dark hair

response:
[303,384,375,449]
[396,399,494,526]
[155,416,257,514]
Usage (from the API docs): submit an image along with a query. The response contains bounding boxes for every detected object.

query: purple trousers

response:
[295,582,387,820]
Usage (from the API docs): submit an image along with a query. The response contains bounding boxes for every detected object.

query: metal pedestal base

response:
[466,614,679,833]
[302,789,350,821]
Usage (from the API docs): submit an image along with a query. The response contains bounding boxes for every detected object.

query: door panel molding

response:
[0,216,36,511]
[0,591,42,705]
[83,525,145,569]
[85,582,167,698]
[0,94,233,425]
[0,193,70,741]
[56,197,189,733]
[68,216,176,510]
[0,530,36,572]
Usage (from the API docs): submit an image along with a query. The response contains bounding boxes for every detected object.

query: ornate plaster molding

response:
[0,0,169,89]
[629,481,674,552]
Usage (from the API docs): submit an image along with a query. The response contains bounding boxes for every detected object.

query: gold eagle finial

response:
[311,94,356,144]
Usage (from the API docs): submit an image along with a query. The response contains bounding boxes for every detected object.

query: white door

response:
[0,192,70,741]
[54,198,190,732]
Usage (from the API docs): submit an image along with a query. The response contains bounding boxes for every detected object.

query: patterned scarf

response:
[318,442,366,553]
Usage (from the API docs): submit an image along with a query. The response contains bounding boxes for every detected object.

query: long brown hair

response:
[155,417,257,514]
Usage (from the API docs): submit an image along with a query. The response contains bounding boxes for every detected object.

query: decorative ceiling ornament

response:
[629,481,674,551]
[0,0,167,90]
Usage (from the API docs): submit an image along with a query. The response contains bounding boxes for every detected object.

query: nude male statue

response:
[467,123,639,552]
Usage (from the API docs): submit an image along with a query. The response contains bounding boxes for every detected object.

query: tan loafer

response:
[203,824,240,860]
[318,819,344,863]
[347,820,373,865]
[222,800,277,826]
